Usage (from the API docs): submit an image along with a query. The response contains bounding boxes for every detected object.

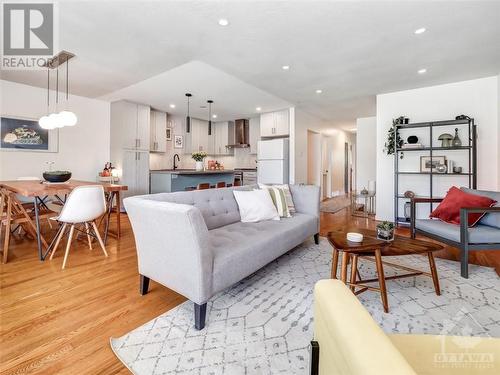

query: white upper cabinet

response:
[187,118,213,154]
[260,109,290,137]
[150,110,166,153]
[111,101,151,150]
[212,121,234,155]
[249,117,260,154]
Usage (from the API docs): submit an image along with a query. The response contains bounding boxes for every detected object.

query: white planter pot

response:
[195,161,204,171]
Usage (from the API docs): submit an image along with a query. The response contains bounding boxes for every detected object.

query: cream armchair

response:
[311,279,500,375]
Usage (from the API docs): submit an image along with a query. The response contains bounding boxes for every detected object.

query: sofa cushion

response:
[142,186,253,230]
[461,187,500,229]
[429,186,496,226]
[210,213,318,293]
[416,219,500,244]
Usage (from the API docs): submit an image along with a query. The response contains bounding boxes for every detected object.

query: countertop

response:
[150,169,235,175]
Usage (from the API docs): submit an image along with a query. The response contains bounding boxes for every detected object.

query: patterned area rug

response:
[110,239,500,375]
[319,195,351,213]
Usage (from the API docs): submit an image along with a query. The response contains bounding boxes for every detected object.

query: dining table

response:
[0,179,127,261]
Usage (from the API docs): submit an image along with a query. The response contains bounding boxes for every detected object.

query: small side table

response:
[351,192,376,217]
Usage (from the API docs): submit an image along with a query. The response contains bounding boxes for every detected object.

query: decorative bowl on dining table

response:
[42,171,72,183]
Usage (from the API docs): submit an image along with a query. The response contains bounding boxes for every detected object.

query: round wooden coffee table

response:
[327,228,444,313]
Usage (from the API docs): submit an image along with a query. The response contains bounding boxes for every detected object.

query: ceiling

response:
[2,1,500,129]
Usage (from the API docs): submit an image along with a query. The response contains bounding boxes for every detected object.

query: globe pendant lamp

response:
[39,67,54,129]
[185,93,192,133]
[59,55,77,126]
[207,100,213,135]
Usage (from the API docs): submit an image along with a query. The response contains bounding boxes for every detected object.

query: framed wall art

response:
[174,135,184,149]
[420,155,446,172]
[1,116,58,152]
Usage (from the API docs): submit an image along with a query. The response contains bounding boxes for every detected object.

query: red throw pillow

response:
[430,186,496,226]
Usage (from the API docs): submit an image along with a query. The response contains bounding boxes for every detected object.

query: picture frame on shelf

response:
[166,127,172,141]
[420,155,446,173]
[174,135,183,149]
[0,115,58,153]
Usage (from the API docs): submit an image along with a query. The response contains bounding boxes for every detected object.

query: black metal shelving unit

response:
[393,118,477,226]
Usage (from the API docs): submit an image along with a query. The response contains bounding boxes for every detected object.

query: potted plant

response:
[192,151,207,171]
[383,118,405,159]
[376,221,395,241]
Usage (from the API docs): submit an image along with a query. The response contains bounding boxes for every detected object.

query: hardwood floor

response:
[1,208,498,374]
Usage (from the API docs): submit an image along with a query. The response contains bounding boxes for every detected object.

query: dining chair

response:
[16,177,55,229]
[216,182,227,188]
[197,183,210,190]
[49,185,108,269]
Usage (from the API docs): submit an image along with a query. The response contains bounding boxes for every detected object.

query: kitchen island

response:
[150,169,235,193]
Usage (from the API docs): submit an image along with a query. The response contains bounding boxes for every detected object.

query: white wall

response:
[356,116,377,192]
[0,80,110,180]
[307,130,322,185]
[376,76,499,221]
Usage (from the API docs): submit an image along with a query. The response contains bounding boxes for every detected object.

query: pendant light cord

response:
[47,66,50,112]
[56,64,59,106]
[66,56,69,100]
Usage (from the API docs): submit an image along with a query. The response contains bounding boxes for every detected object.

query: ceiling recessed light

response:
[212,114,217,119]
[169,104,176,109]
[256,107,262,111]
[218,18,229,26]
[418,68,427,74]
[281,65,290,70]
[414,27,426,34]
[315,89,323,94]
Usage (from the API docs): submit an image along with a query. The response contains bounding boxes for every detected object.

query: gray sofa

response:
[411,187,500,278]
[124,184,320,329]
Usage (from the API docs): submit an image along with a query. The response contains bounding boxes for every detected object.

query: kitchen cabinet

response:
[260,109,290,137]
[249,117,260,154]
[150,110,166,153]
[188,118,213,154]
[213,121,235,155]
[111,100,150,150]
[121,150,149,201]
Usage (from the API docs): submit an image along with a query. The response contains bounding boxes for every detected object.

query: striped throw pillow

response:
[259,183,296,214]
[263,187,291,218]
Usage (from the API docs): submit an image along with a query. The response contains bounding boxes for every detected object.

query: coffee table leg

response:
[350,254,358,292]
[340,252,349,283]
[374,249,389,313]
[428,252,441,296]
[331,248,339,279]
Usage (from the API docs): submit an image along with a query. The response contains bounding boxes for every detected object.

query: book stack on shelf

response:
[401,143,424,149]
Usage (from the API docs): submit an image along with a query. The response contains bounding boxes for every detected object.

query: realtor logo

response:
[2,2,58,70]
[3,3,53,55]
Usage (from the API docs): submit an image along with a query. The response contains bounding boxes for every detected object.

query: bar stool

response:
[216,182,226,188]
[197,183,210,190]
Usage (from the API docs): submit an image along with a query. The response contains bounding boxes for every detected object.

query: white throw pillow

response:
[233,189,280,222]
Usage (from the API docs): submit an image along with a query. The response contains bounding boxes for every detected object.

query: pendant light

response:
[38,66,52,129]
[185,93,192,133]
[207,100,213,135]
[59,55,77,126]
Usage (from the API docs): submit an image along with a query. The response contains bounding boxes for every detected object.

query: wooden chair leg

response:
[350,254,358,292]
[91,221,108,257]
[340,252,349,283]
[62,225,75,269]
[331,248,339,279]
[3,194,12,264]
[374,249,389,313]
[85,223,93,250]
[50,223,67,260]
[428,252,441,295]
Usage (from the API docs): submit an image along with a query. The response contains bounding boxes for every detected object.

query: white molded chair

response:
[49,185,108,269]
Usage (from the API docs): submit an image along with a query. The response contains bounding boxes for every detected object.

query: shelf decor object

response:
[393,118,477,226]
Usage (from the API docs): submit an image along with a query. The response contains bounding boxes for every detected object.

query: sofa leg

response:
[314,233,320,245]
[310,341,320,375]
[194,302,207,330]
[140,275,150,295]
[460,247,469,279]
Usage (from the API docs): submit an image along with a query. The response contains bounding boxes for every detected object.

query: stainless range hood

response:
[227,119,249,148]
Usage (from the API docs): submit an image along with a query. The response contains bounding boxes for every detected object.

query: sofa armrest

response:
[124,197,213,305]
[459,206,500,244]
[289,184,320,218]
[314,280,416,375]
[410,197,444,237]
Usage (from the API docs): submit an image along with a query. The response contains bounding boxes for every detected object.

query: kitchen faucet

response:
[173,154,180,170]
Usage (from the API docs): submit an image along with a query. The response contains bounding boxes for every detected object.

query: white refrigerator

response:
[257,138,289,184]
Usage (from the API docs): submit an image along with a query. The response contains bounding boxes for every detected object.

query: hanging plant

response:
[384,118,404,159]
